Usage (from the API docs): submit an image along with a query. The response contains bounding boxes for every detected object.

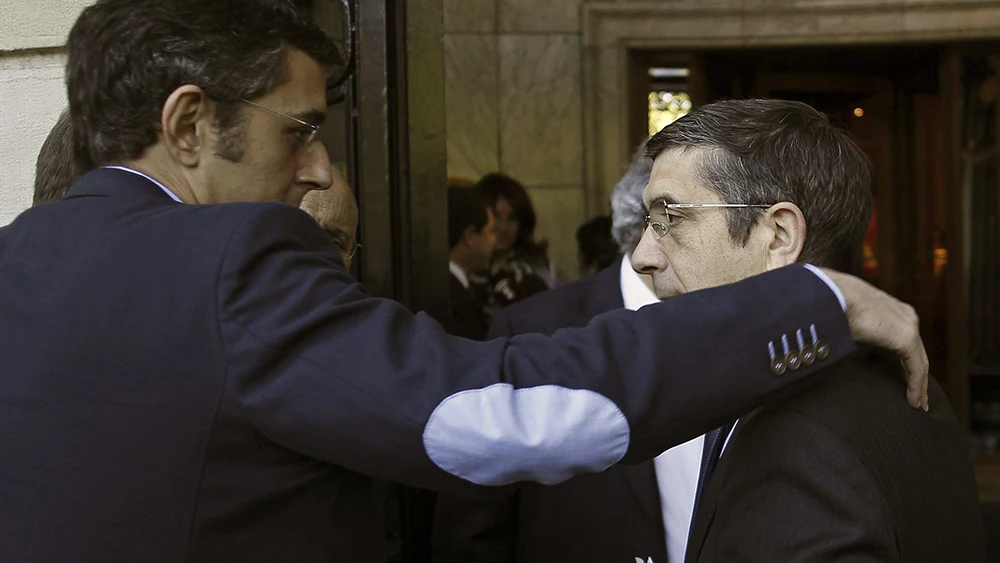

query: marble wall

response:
[443,0,590,281]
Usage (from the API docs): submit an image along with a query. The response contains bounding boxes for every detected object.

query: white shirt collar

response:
[619,253,658,312]
[449,261,470,289]
[102,166,184,203]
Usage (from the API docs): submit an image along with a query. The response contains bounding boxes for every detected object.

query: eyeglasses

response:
[324,228,361,259]
[644,201,773,239]
[240,99,322,148]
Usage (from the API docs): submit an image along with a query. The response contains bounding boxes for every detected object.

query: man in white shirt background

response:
[445,185,497,341]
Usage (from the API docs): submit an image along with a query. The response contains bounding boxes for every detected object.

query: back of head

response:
[34,109,84,206]
[645,99,873,270]
[447,185,492,250]
[475,173,537,253]
[66,0,342,170]
[610,141,654,254]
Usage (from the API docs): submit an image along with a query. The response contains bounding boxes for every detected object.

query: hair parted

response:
[66,0,343,169]
[645,98,873,269]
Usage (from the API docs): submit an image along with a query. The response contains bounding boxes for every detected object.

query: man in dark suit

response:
[631,99,984,562]
[434,146,703,563]
[0,2,932,562]
[447,185,496,340]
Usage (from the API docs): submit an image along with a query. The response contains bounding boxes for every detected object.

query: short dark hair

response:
[66,0,343,169]
[448,186,492,249]
[576,215,619,272]
[645,99,873,270]
[34,109,86,206]
[475,173,545,257]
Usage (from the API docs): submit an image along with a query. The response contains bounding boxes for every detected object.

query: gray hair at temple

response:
[609,141,653,254]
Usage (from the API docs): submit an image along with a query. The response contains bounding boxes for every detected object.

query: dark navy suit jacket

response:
[0,169,853,562]
[686,349,985,563]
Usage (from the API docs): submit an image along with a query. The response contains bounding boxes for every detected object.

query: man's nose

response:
[630,228,666,274]
[298,142,334,191]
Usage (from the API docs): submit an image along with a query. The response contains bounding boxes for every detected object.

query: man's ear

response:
[765,202,806,270]
[160,85,212,167]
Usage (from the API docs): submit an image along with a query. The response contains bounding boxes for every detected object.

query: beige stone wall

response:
[443,0,590,280]
[0,0,90,225]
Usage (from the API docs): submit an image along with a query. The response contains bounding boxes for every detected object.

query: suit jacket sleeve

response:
[433,308,521,563]
[698,410,894,563]
[217,204,855,495]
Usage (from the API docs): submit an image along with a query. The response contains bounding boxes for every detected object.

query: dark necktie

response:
[688,421,736,539]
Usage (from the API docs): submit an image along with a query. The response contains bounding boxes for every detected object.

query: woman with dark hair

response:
[474,173,559,310]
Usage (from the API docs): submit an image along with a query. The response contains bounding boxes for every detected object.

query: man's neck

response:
[121,156,199,204]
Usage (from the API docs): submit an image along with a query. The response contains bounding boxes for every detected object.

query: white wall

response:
[0,0,89,225]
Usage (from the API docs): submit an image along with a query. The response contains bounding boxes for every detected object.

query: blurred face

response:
[492,197,519,252]
[203,48,333,206]
[631,148,768,299]
[300,167,359,270]
[467,210,498,272]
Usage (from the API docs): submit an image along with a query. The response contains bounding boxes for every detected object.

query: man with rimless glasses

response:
[632,98,983,563]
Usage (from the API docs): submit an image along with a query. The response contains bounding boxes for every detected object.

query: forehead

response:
[254,48,328,116]
[643,147,721,206]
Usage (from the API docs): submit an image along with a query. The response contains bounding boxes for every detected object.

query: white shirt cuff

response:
[803,264,847,312]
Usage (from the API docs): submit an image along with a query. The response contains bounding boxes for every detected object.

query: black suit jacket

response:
[687,349,985,563]
[0,169,854,563]
[447,272,489,341]
[435,260,668,563]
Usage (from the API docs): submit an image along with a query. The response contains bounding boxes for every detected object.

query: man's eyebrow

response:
[645,193,680,207]
[292,109,327,127]
[322,226,349,239]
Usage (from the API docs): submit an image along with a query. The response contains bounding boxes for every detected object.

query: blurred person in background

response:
[575,215,619,278]
[299,166,359,269]
[475,173,557,311]
[446,185,497,340]
[33,109,86,206]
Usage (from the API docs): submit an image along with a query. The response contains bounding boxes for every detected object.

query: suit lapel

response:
[622,460,664,531]
[684,421,744,563]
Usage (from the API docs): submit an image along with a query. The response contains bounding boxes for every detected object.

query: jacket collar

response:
[63,167,180,202]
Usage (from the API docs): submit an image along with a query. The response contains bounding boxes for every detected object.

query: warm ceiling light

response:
[853,107,865,118]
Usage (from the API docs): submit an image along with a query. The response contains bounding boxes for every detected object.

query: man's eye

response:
[664,211,684,224]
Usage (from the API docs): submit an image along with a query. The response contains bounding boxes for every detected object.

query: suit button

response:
[786,351,802,371]
[770,356,787,376]
[816,341,830,360]
[800,345,816,366]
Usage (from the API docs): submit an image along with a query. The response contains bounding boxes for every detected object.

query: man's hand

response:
[822,269,929,411]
